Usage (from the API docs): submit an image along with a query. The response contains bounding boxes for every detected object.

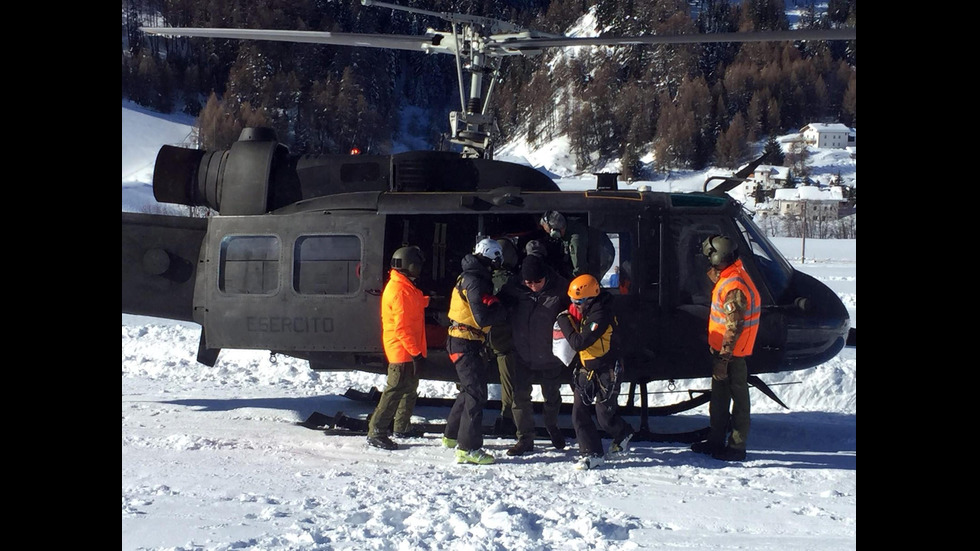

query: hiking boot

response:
[608,432,634,457]
[711,446,747,462]
[393,427,423,438]
[494,416,517,437]
[441,436,457,448]
[691,440,723,456]
[547,426,566,450]
[367,435,398,450]
[506,438,535,456]
[574,454,605,470]
[455,448,495,465]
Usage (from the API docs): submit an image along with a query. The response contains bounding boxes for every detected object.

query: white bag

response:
[552,320,576,366]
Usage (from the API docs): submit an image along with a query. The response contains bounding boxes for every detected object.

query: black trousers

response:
[444,337,490,451]
[571,369,632,457]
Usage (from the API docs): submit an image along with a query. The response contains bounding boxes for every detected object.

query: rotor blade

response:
[489,27,856,52]
[705,152,769,196]
[361,0,522,33]
[141,27,450,54]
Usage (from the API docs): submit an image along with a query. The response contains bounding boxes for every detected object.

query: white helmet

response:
[473,238,503,267]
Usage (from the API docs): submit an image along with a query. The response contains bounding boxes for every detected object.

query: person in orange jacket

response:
[367,246,430,450]
[690,235,761,462]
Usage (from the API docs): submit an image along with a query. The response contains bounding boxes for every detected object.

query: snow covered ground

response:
[121,240,855,550]
[122,102,856,550]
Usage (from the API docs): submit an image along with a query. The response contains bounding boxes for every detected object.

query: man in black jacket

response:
[507,254,570,455]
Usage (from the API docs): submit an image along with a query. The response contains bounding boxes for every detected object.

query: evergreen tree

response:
[766,96,782,134]
[842,71,856,126]
[746,90,765,142]
[696,0,740,84]
[126,0,142,57]
[741,0,790,31]
[827,0,856,25]
[762,134,785,165]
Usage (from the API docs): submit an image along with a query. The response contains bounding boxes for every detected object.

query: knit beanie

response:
[521,255,547,282]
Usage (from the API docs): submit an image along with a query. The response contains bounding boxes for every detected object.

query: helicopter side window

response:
[293,235,362,295]
[671,220,723,306]
[219,235,280,295]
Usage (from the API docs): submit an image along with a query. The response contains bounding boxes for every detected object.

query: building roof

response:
[751,165,791,179]
[801,123,851,133]
[773,185,846,201]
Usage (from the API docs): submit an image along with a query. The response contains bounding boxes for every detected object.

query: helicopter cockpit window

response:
[600,232,630,291]
[294,235,362,295]
[219,235,280,295]
[734,213,793,299]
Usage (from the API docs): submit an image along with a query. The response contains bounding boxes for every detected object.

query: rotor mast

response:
[363,0,507,158]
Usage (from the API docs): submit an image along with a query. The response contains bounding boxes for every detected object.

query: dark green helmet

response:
[391,246,424,278]
[496,238,518,270]
[702,235,737,267]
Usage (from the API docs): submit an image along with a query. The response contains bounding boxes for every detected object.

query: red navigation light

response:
[350,147,361,155]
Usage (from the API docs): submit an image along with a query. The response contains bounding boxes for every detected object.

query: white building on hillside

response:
[771,185,847,221]
[748,165,791,190]
[800,123,854,149]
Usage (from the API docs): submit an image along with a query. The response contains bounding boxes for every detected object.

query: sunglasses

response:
[571,298,588,305]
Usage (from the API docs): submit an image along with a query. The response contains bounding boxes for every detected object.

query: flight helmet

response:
[540,211,566,239]
[496,238,518,270]
[702,235,737,268]
[391,246,425,279]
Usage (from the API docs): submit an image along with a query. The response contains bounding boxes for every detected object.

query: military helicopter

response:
[125,0,855,437]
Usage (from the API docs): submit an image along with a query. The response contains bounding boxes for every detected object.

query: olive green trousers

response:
[707,355,750,451]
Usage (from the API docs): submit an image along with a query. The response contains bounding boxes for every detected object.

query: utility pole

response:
[801,200,807,264]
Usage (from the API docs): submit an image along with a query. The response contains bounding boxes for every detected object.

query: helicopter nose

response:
[780,271,849,366]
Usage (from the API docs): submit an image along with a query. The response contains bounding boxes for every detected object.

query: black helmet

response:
[525,239,547,258]
[540,211,566,238]
[391,246,425,278]
[496,238,518,270]
[702,235,737,268]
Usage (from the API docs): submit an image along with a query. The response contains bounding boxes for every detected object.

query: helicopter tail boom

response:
[122,212,206,322]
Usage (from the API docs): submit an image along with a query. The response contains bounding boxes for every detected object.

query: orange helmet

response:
[568,274,600,301]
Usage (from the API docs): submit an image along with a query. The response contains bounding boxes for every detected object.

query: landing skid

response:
[298,384,724,443]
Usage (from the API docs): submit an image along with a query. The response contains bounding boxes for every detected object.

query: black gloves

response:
[411,354,427,377]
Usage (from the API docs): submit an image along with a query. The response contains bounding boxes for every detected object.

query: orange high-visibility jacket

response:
[707,259,761,357]
[381,269,430,363]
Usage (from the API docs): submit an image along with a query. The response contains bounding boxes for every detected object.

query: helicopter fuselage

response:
[122,144,849,386]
